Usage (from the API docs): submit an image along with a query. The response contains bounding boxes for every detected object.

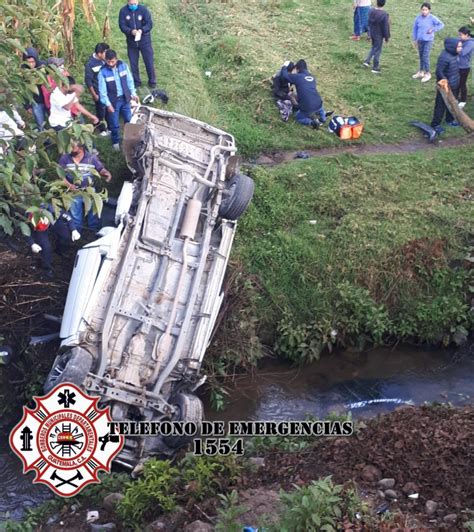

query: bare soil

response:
[253,134,474,166]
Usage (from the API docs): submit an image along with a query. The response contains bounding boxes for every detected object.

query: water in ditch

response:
[1,344,473,520]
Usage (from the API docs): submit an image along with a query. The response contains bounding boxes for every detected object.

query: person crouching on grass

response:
[362,0,390,74]
[280,59,332,129]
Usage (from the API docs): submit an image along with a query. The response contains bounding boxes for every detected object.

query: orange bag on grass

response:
[328,116,363,140]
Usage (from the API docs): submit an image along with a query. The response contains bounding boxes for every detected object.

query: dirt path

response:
[254,134,474,166]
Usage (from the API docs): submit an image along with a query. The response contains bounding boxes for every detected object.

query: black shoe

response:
[148,83,157,89]
[152,89,169,104]
[311,119,320,130]
[325,111,334,119]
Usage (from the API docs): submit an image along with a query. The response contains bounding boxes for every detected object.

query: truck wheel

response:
[219,174,255,220]
[164,393,203,449]
[44,347,93,393]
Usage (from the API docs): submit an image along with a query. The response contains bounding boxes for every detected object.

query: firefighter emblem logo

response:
[9,383,124,497]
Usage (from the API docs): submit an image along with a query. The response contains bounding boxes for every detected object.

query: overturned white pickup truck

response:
[44,107,254,468]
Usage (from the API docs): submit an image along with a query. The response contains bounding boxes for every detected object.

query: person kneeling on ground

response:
[430,38,462,134]
[27,208,81,279]
[281,59,332,129]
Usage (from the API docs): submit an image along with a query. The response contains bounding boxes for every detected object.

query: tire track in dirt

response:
[252,134,474,166]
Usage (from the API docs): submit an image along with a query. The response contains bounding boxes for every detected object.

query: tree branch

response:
[437,79,474,133]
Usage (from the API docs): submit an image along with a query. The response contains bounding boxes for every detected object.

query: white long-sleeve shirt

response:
[0,108,25,140]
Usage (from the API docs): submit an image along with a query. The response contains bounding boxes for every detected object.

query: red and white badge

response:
[9,383,124,497]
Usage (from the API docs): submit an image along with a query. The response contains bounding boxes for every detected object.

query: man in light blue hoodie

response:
[412,2,444,83]
[458,26,474,108]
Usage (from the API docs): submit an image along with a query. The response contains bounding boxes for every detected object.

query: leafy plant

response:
[117,459,179,525]
[215,490,248,532]
[278,476,360,532]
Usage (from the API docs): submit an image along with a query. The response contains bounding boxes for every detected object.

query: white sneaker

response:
[112,143,120,152]
[458,102,466,109]
[412,71,423,79]
[421,72,431,83]
[99,130,110,137]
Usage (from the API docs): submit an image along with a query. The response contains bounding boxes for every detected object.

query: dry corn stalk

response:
[102,0,113,39]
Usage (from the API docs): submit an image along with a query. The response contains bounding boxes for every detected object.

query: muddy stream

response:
[1,344,473,520]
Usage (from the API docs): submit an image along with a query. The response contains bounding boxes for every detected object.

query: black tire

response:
[163,393,203,449]
[219,174,255,220]
[44,347,93,393]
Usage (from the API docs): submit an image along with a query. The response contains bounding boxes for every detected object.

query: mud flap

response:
[123,123,147,173]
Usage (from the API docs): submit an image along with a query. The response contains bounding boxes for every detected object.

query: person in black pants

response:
[118,0,156,88]
[362,0,391,74]
[457,26,474,108]
[431,38,463,133]
[85,43,110,135]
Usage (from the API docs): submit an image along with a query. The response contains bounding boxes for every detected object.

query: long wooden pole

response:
[437,79,474,134]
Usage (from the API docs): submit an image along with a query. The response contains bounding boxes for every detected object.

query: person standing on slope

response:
[119,0,157,89]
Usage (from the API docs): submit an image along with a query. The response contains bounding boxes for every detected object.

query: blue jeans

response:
[107,98,132,144]
[417,40,433,72]
[295,107,326,126]
[365,38,383,69]
[31,102,46,130]
[69,196,100,232]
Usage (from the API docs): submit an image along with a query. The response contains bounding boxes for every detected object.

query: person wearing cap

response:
[98,49,138,150]
[22,47,47,130]
[118,0,156,89]
[58,141,112,231]
[85,43,110,135]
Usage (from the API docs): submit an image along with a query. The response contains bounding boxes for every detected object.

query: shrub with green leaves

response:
[117,459,179,525]
[278,476,361,532]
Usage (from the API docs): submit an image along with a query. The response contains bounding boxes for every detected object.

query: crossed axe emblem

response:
[50,469,84,488]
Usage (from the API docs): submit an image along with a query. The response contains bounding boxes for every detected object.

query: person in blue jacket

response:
[118,0,156,89]
[412,2,444,83]
[457,26,474,108]
[430,38,462,133]
[98,50,138,150]
[281,59,332,129]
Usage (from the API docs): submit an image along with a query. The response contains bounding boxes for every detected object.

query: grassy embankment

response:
[70,0,473,363]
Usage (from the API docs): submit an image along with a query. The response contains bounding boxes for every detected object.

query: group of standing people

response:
[344,1,473,132]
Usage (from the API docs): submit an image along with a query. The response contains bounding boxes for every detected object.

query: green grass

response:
[72,0,471,157]
[66,0,472,354]
[233,148,473,353]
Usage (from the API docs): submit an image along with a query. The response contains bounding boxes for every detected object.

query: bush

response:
[117,459,179,525]
[278,477,361,532]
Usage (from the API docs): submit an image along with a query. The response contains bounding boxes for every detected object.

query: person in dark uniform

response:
[118,0,156,88]
[27,208,80,279]
[281,59,332,128]
[85,43,110,135]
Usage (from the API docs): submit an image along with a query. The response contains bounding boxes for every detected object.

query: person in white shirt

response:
[0,108,25,140]
[49,79,99,131]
